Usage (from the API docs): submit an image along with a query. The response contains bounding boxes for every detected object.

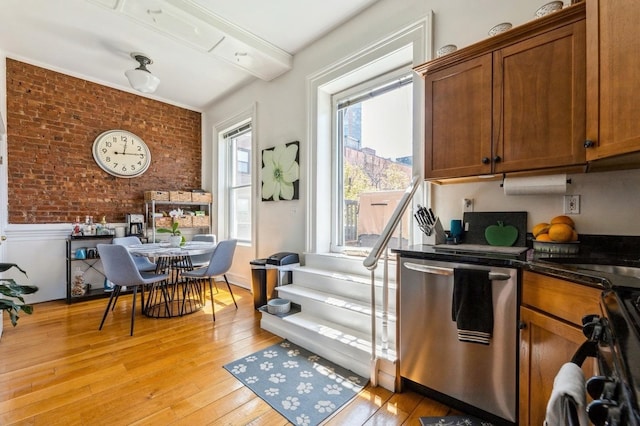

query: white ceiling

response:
[0,0,380,111]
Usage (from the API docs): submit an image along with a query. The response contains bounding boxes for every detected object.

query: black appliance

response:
[250,252,299,310]
[570,288,640,425]
[126,213,144,236]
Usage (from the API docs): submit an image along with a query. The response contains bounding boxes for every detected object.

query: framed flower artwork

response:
[261,141,300,201]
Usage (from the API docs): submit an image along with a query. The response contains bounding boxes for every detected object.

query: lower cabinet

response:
[519,271,602,425]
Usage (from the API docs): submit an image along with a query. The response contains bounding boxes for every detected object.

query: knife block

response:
[421,217,446,245]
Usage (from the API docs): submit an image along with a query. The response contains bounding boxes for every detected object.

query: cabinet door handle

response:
[482,157,490,164]
[584,139,595,148]
[493,155,502,163]
[518,321,527,330]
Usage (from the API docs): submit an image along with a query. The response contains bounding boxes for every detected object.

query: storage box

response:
[154,217,172,228]
[191,192,212,203]
[176,216,193,228]
[191,215,210,227]
[145,190,170,201]
[169,191,192,202]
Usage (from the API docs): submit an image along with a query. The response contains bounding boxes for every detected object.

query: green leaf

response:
[156,221,181,236]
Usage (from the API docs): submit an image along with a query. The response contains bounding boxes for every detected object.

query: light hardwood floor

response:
[0,283,458,425]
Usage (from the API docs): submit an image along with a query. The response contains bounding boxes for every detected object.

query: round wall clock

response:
[92,130,151,178]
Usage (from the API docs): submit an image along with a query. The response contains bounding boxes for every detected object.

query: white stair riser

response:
[260,314,371,378]
[289,270,396,305]
[303,252,397,281]
[275,292,396,344]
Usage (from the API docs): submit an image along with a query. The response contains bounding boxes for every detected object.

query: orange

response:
[571,230,579,241]
[550,215,575,228]
[548,223,574,242]
[536,233,552,242]
[532,222,550,237]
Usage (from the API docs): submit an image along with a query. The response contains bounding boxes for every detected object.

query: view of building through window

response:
[338,80,413,249]
[225,123,252,242]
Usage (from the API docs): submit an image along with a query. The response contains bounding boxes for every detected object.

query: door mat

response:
[224,340,367,425]
[420,416,494,426]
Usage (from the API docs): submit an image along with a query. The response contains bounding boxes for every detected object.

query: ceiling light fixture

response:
[125,52,160,93]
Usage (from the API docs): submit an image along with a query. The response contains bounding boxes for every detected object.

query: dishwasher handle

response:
[403,261,511,281]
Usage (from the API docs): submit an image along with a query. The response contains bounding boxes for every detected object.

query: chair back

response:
[97,244,145,287]
[202,239,237,276]
[193,234,217,244]
[112,236,142,246]
[190,234,217,265]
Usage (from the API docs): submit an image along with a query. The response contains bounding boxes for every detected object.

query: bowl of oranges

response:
[532,215,580,253]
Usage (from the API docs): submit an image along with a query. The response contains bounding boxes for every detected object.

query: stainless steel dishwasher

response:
[399,256,518,423]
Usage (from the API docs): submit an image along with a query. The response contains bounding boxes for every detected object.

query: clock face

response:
[92,130,151,178]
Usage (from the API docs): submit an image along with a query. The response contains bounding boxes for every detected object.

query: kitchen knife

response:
[428,208,436,223]
[420,207,432,226]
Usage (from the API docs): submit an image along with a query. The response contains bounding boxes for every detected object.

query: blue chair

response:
[181,239,237,322]
[112,236,157,272]
[97,244,169,336]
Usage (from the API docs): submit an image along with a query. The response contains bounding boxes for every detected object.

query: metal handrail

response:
[363,174,422,270]
[362,174,422,386]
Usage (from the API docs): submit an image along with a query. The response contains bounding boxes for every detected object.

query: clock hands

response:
[112,151,144,157]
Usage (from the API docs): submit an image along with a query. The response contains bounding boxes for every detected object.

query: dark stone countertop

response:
[392,234,640,291]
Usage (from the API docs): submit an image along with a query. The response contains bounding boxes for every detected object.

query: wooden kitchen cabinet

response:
[493,21,586,174]
[519,271,602,426]
[423,54,493,178]
[585,0,640,163]
[417,4,586,180]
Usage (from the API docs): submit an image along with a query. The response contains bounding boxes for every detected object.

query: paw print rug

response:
[223,340,367,425]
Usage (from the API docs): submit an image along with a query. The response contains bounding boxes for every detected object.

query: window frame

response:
[219,118,253,243]
[330,67,414,253]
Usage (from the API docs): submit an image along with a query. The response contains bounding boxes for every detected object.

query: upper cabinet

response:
[585,0,640,163]
[423,54,493,178]
[494,22,586,174]
[416,4,587,180]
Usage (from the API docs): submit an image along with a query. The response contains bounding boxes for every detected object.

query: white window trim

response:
[331,68,414,252]
[214,104,257,245]
[305,16,432,254]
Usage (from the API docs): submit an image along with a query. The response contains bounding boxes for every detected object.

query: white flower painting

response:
[262,141,300,201]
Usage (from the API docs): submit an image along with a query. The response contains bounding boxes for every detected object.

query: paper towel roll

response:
[503,174,568,195]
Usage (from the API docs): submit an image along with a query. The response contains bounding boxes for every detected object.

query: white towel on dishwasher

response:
[544,362,588,426]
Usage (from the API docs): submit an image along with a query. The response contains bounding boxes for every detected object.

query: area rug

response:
[223,340,367,425]
[420,416,494,426]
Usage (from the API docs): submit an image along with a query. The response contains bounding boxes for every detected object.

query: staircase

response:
[259,252,398,390]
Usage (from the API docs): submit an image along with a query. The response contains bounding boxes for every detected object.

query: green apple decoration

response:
[484,221,518,246]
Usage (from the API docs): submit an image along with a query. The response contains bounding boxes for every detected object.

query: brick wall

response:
[6,59,202,224]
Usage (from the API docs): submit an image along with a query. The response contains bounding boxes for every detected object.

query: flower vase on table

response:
[156,209,184,247]
[168,235,182,247]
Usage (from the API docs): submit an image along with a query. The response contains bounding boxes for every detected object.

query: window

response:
[333,72,413,251]
[223,122,252,242]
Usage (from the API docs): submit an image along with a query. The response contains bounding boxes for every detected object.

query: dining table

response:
[127,241,217,318]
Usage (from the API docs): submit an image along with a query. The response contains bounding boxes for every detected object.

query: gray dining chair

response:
[189,234,217,267]
[112,236,157,272]
[97,244,169,336]
[181,239,237,322]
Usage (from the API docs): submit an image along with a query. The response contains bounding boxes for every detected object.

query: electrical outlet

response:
[463,198,474,212]
[564,195,580,214]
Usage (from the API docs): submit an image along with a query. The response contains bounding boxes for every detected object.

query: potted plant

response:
[157,209,185,247]
[0,263,38,327]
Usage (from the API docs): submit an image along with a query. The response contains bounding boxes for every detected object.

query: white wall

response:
[433,168,640,236]
[204,0,561,286]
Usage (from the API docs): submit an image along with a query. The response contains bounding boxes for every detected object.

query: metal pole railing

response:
[363,174,422,386]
